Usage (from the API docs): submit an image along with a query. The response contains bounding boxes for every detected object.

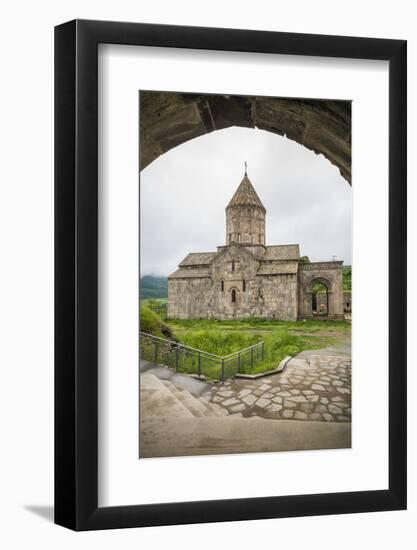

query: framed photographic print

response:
[55,19,407,530]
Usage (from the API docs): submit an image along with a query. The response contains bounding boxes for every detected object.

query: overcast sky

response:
[140,127,352,277]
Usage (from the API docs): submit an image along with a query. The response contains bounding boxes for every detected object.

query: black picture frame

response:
[55,19,407,531]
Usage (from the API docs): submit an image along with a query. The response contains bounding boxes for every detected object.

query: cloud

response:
[140,126,352,276]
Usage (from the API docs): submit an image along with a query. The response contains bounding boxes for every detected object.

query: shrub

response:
[140,305,173,339]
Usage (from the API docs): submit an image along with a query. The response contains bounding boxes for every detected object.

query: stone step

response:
[140,373,194,420]
[140,416,352,458]
[199,397,229,417]
[176,385,228,417]
[162,380,214,418]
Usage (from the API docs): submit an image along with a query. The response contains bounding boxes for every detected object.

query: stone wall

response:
[168,242,299,320]
[226,205,265,245]
[167,277,213,319]
[298,261,344,319]
[168,273,299,321]
[343,291,352,313]
[209,243,260,319]
[168,257,345,320]
[254,274,298,320]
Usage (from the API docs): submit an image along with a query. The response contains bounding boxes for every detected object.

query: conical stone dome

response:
[226,174,266,212]
[225,170,266,246]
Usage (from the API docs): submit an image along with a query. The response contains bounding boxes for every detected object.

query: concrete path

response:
[140,416,351,458]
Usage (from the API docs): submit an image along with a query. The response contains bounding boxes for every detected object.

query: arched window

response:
[243,280,246,292]
[231,289,236,303]
[221,280,224,291]
[231,260,235,272]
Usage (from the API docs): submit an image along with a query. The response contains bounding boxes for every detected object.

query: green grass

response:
[168,317,350,334]
[139,304,173,339]
[141,298,168,307]
[140,298,168,320]
[163,318,350,377]
[140,304,350,378]
[177,329,260,356]
[139,273,351,378]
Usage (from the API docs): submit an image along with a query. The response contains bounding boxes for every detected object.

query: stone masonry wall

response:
[168,273,298,320]
[167,278,213,319]
[226,205,265,245]
[254,274,298,320]
[168,259,344,320]
[343,291,352,313]
[168,243,299,320]
[209,243,260,319]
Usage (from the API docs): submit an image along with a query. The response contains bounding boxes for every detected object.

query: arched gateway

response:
[298,271,344,320]
[140,92,351,183]
[167,170,345,320]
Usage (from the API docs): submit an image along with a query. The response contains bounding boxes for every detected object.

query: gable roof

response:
[168,267,211,279]
[263,244,300,261]
[226,175,266,212]
[257,262,298,275]
[178,252,217,267]
[212,241,258,265]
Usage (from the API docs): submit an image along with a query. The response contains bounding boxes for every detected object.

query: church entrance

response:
[311,281,329,317]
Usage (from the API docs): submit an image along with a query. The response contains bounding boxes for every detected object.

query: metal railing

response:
[139,332,264,381]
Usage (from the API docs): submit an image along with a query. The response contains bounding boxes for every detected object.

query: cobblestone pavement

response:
[201,354,351,422]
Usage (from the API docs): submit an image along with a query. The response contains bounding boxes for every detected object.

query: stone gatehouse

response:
[168,170,344,320]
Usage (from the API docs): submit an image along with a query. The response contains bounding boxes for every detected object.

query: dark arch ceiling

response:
[140,91,351,183]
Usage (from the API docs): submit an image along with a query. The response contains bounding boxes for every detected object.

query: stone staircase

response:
[140,372,227,420]
[140,370,351,458]
[161,379,228,417]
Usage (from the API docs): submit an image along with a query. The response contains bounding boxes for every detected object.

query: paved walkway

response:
[203,353,351,422]
[139,346,351,457]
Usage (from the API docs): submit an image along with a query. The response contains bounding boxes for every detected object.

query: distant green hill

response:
[140,275,168,299]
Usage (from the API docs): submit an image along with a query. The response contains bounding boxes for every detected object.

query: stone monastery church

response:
[168,169,344,321]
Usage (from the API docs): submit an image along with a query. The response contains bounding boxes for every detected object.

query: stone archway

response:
[300,273,339,319]
[310,279,330,317]
[307,276,333,318]
[140,92,351,183]
[297,262,344,320]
